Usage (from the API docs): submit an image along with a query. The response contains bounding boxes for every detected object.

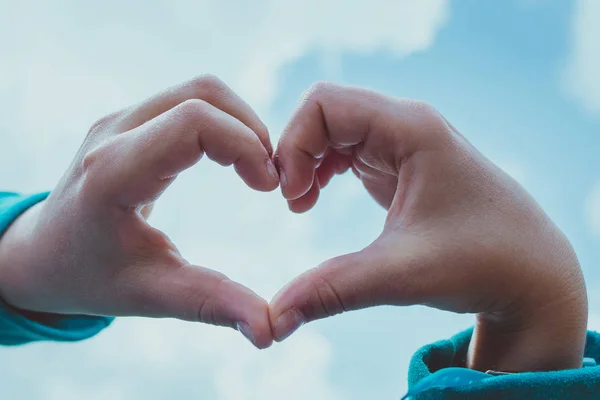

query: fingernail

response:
[273,308,305,342]
[267,159,279,182]
[236,322,256,346]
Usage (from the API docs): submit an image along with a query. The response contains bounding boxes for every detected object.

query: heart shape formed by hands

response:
[0,76,587,373]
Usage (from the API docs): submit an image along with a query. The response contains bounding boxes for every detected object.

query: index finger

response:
[118,75,273,154]
[274,82,446,201]
[100,99,279,208]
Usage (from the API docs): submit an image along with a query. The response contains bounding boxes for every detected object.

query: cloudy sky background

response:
[1,0,599,398]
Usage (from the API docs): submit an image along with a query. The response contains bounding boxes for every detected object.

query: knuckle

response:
[79,140,118,202]
[197,298,217,325]
[81,140,114,172]
[402,99,450,141]
[86,111,120,137]
[195,73,225,88]
[406,99,439,118]
[311,274,347,318]
[195,273,229,324]
[168,100,214,160]
[302,81,336,103]
[405,99,446,126]
[176,98,212,121]
[190,74,228,98]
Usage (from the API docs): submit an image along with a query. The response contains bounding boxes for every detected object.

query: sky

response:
[0,0,599,399]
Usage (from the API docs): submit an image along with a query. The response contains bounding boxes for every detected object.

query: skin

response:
[0,75,278,349]
[269,82,588,372]
[0,78,587,373]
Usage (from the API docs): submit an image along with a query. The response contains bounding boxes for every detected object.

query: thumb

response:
[119,264,273,349]
[269,240,425,342]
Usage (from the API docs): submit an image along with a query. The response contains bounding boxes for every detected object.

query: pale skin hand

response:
[0,75,279,349]
[270,82,588,372]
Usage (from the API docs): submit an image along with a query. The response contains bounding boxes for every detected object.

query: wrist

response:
[0,200,45,305]
[468,277,588,372]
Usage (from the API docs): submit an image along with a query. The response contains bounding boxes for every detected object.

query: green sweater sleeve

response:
[0,192,113,345]
[407,328,600,399]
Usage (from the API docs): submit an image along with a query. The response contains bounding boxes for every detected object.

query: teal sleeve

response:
[0,192,114,345]
[407,328,600,399]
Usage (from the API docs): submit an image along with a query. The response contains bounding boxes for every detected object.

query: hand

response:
[0,75,279,349]
[269,83,588,371]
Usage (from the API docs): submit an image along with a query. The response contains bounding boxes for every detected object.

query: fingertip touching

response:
[140,265,274,349]
[268,260,349,342]
[274,82,378,204]
[208,277,274,349]
[268,246,406,342]
[273,146,317,202]
[234,154,280,193]
[286,173,320,213]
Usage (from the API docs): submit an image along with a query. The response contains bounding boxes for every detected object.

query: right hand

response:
[0,75,279,349]
[270,82,587,371]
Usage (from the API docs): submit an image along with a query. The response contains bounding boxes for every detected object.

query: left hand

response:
[269,82,587,372]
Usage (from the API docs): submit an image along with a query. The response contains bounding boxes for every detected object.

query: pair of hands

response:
[0,76,587,372]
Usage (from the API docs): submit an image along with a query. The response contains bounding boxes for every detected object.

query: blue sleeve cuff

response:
[0,192,51,231]
[0,299,114,345]
[0,192,114,345]
[406,328,600,399]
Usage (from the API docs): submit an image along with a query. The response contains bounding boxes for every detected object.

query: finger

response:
[288,173,320,213]
[120,264,273,349]
[352,157,398,209]
[288,150,356,212]
[275,82,445,203]
[315,151,352,189]
[94,99,279,207]
[118,75,273,154]
[269,237,427,342]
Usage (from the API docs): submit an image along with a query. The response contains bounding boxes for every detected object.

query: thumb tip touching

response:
[271,308,307,342]
[233,249,381,346]
[266,257,354,342]
[236,321,273,349]
[264,247,397,343]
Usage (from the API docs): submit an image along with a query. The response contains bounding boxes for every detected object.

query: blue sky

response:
[268,2,600,397]
[273,0,600,286]
[0,1,599,399]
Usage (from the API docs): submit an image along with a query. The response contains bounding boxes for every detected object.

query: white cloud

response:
[564,0,600,115]
[0,0,449,191]
[585,183,600,238]
[214,327,341,400]
[0,1,449,399]
[0,318,340,400]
